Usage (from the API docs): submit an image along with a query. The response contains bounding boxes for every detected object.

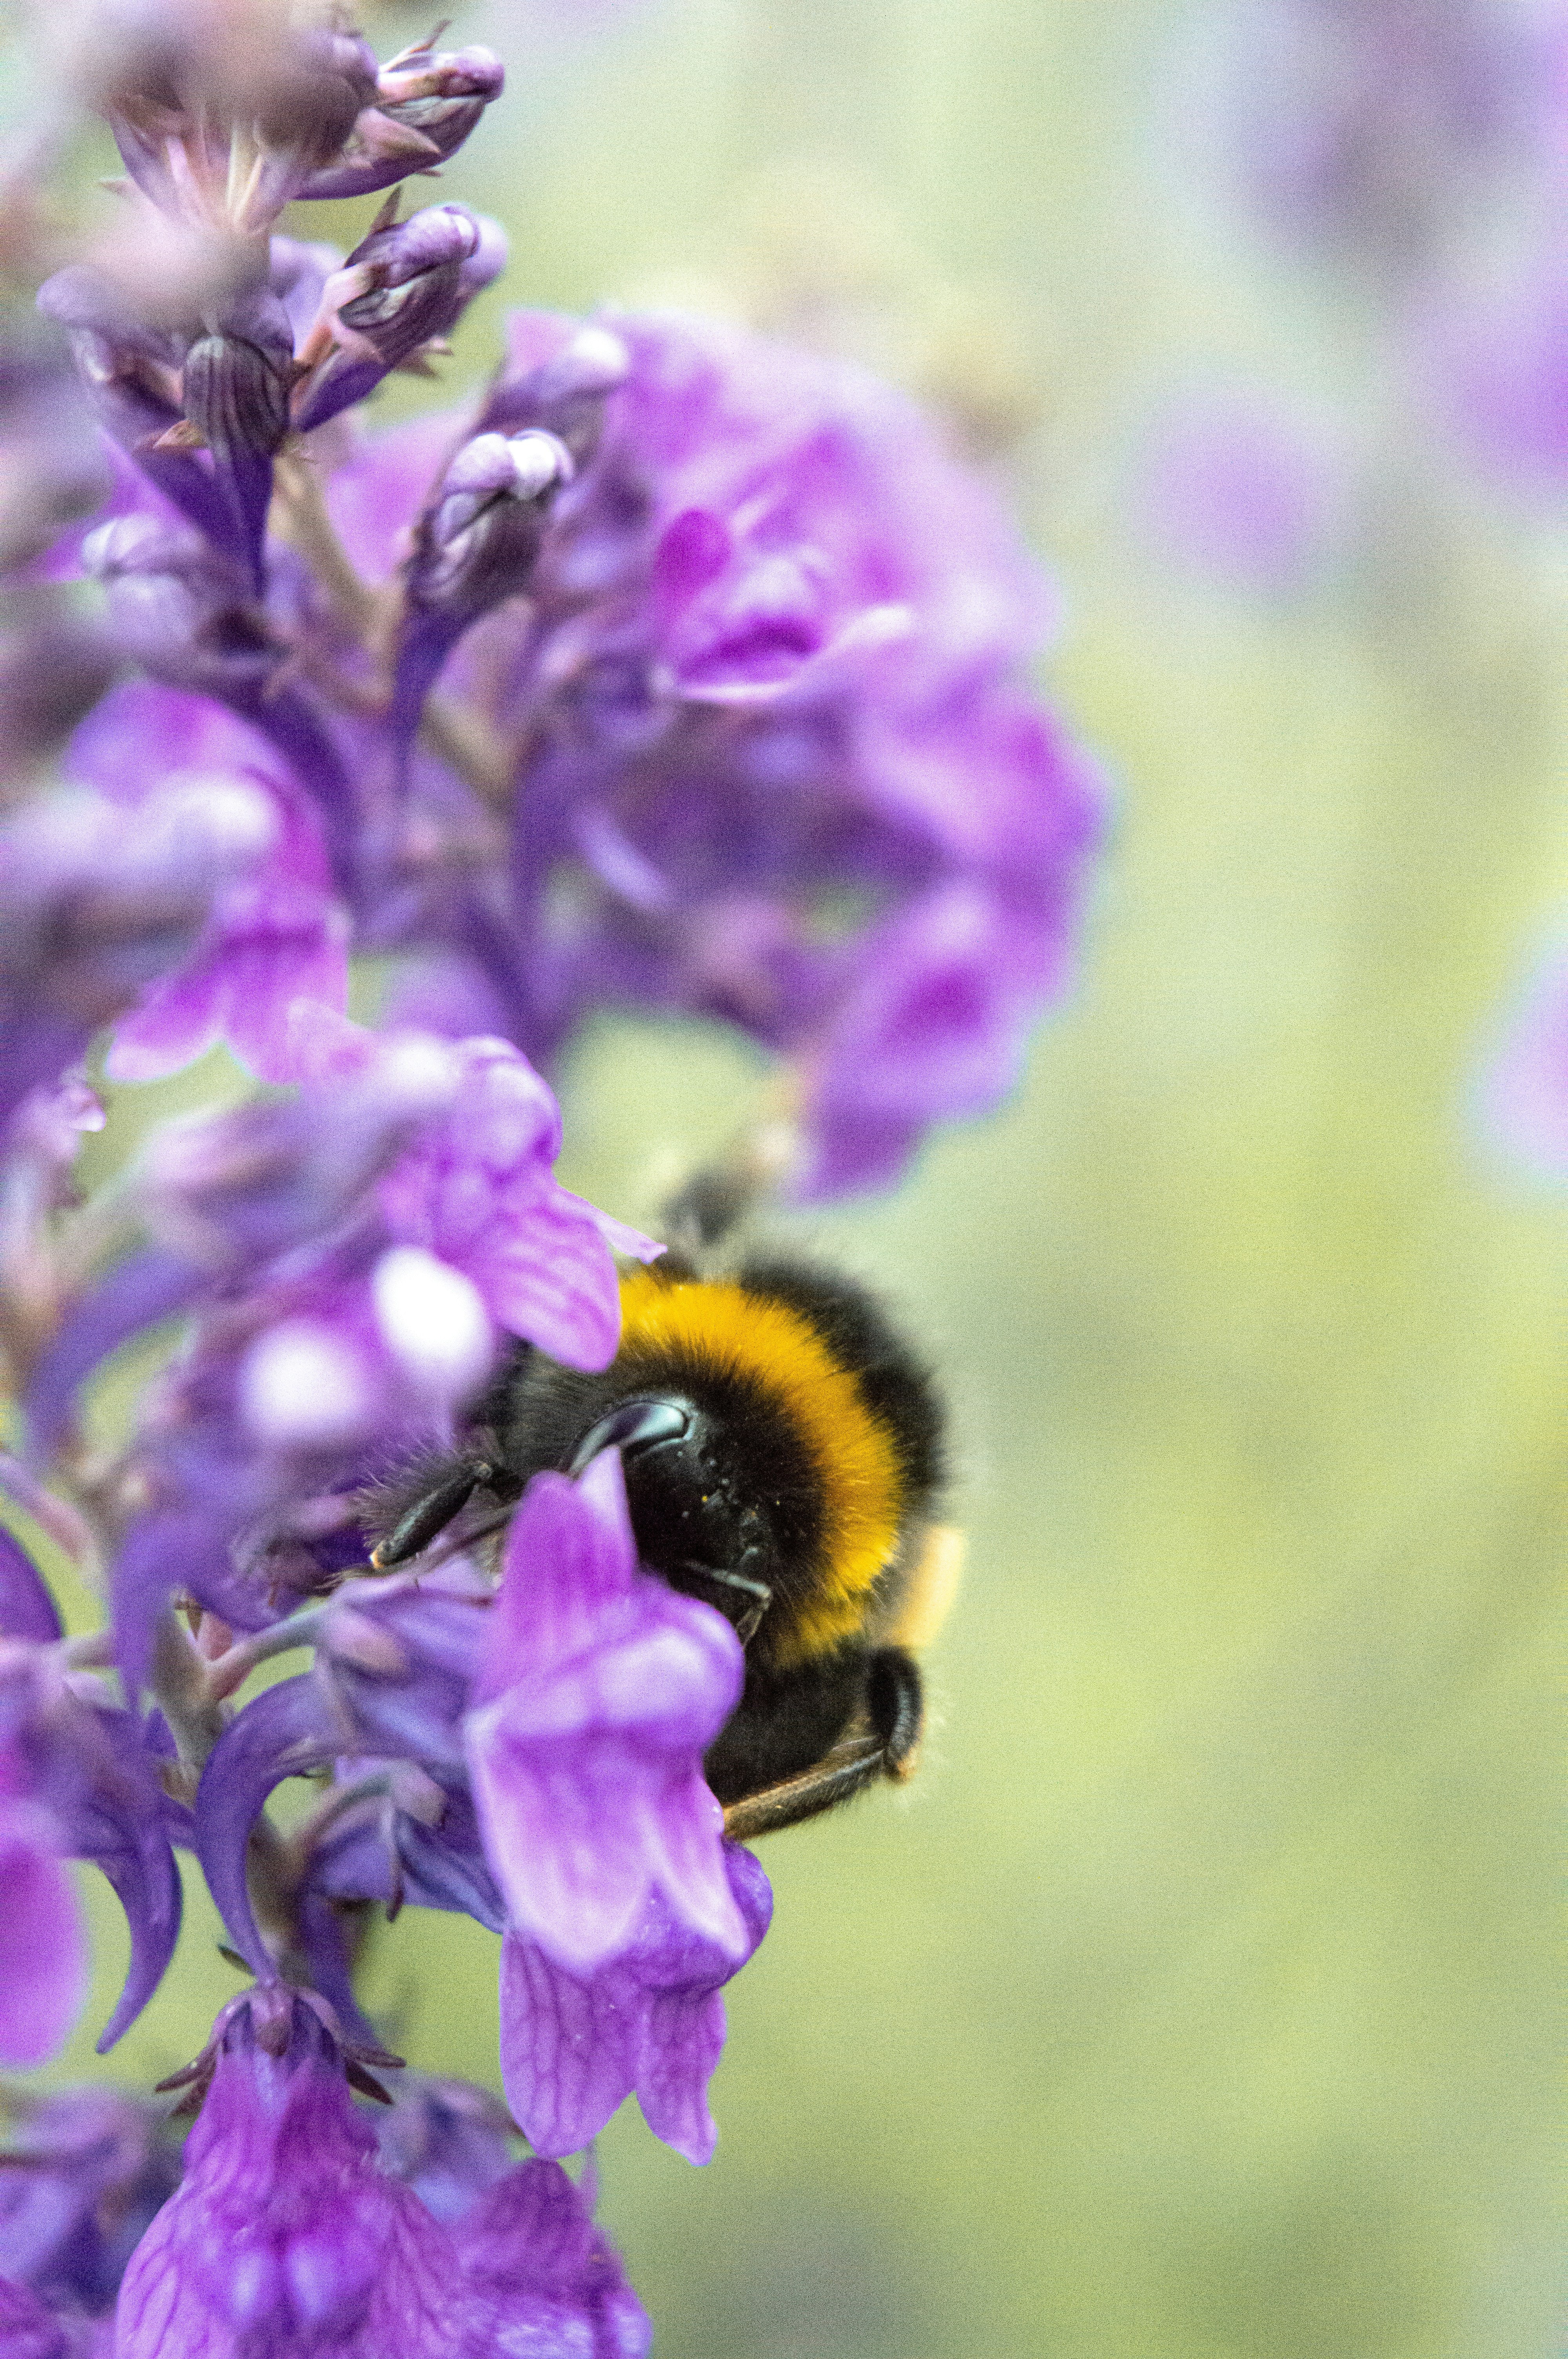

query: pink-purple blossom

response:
[465,1451,749,1974]
[499,1845,772,2164]
[0,3,1091,2341]
[0,1739,88,2071]
[464,1452,770,2161]
[113,1992,649,2359]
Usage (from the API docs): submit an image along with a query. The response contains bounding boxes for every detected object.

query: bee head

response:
[568,1394,775,1644]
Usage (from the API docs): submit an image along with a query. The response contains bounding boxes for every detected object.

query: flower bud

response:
[410,430,574,616]
[385,430,574,765]
[180,285,296,588]
[294,204,506,435]
[485,322,631,466]
[36,267,230,549]
[103,22,378,237]
[84,517,281,707]
[296,39,505,202]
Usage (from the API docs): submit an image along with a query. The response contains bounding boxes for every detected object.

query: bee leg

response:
[369,1460,494,1570]
[720,1647,925,1841]
[866,1646,923,1779]
[677,1556,773,1643]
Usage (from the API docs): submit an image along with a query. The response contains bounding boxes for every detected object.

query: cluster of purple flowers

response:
[0,0,1102,2348]
[1146,2,1568,594]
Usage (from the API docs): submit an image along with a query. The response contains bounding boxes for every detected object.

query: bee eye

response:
[565,1396,693,1476]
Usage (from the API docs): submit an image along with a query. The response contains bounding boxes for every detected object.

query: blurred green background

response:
[33,3,1565,2355]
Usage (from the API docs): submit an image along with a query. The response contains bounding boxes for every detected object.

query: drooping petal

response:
[193,1677,335,1978]
[496,1932,641,2162]
[497,1846,770,2164]
[0,1529,62,1645]
[0,1788,88,2070]
[469,1450,752,1986]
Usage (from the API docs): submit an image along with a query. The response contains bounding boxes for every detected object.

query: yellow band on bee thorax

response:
[616,1267,906,1662]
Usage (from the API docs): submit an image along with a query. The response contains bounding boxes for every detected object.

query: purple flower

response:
[371,309,1103,1194]
[294,37,506,204]
[113,1988,649,2359]
[294,204,508,435]
[1196,0,1551,266]
[1419,248,1568,487]
[193,1561,504,1987]
[0,765,270,1134]
[466,1451,748,1972]
[64,682,347,1087]
[0,1601,183,2053]
[499,1844,772,2164]
[463,1451,772,2158]
[0,2087,181,2318]
[102,25,377,237]
[0,1739,87,2070]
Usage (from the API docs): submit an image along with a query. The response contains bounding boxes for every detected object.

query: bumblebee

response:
[368,1248,960,1839]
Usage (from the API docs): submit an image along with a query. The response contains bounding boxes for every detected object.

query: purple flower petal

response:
[194,1677,335,1979]
[0,1530,62,1645]
[495,1934,642,2161]
[466,1453,747,1975]
[497,1845,771,2163]
[0,1772,88,2070]
[113,1992,647,2358]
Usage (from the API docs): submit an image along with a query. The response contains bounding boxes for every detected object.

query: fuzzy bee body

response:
[369,1252,952,1838]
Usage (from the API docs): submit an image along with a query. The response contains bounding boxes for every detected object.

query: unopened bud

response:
[85,517,281,706]
[294,204,505,434]
[483,324,631,466]
[104,24,379,237]
[180,286,296,588]
[296,40,505,202]
[410,429,574,615]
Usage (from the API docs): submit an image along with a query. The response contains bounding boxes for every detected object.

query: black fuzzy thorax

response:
[478,1252,946,1800]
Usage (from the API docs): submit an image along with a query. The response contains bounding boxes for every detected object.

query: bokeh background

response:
[27,3,1564,2355]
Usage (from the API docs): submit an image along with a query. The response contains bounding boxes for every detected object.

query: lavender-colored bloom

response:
[1479,942,1568,1173]
[294,203,506,435]
[1421,249,1568,485]
[0,2087,182,2319]
[0,1739,87,2070]
[465,1450,772,2158]
[1195,0,1550,267]
[466,1450,749,1975]
[499,1844,772,2163]
[113,1989,649,2359]
[0,762,276,1132]
[0,1605,184,2052]
[77,520,357,888]
[30,1013,646,1677]
[193,1562,503,1982]
[297,39,506,203]
[327,308,1103,1195]
[64,682,347,1087]
[47,283,1099,1199]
